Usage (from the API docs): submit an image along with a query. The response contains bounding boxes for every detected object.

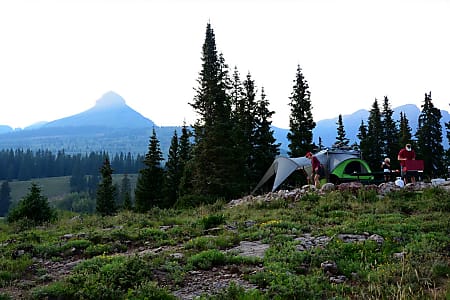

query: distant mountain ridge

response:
[43,91,155,129]
[1,92,449,155]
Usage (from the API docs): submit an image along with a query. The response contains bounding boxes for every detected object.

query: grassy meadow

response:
[0,179,449,299]
[7,174,138,204]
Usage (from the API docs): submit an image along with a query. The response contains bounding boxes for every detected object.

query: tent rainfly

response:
[252,149,373,193]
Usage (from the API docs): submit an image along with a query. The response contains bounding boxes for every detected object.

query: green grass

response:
[0,181,449,299]
[7,174,138,204]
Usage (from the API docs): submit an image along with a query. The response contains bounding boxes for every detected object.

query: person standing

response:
[381,157,391,182]
[397,143,416,184]
[305,152,324,188]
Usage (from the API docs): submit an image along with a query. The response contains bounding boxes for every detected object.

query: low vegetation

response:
[0,186,449,299]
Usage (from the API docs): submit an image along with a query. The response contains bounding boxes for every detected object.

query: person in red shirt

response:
[397,143,416,184]
[306,152,324,188]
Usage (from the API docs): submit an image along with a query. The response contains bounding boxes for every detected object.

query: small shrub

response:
[188,249,226,270]
[125,281,177,299]
[199,214,225,230]
[85,244,111,257]
[30,281,75,300]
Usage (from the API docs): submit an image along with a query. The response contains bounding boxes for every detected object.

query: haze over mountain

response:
[43,91,155,129]
[0,91,449,156]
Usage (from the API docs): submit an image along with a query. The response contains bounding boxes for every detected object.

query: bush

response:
[188,249,226,270]
[199,214,225,230]
[7,183,57,226]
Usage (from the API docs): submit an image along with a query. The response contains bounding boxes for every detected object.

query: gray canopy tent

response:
[252,149,373,193]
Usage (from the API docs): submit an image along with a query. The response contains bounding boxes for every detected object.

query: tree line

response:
[0,149,144,181]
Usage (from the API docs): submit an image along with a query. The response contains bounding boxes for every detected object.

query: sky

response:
[1,0,449,129]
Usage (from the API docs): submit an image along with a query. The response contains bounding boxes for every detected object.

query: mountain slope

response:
[44,91,154,129]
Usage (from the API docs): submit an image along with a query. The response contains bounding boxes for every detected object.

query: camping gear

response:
[252,149,373,192]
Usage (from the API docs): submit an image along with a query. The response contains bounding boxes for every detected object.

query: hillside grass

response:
[6,174,138,204]
[0,186,449,299]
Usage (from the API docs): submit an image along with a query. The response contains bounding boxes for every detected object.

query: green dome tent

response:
[252,149,373,193]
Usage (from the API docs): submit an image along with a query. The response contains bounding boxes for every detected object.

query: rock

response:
[329,275,347,284]
[320,183,335,192]
[368,234,384,245]
[320,260,338,275]
[227,241,270,258]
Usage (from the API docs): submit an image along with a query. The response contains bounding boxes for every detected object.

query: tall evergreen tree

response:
[235,71,259,192]
[357,120,370,161]
[252,87,280,187]
[381,96,400,167]
[135,128,165,211]
[287,65,315,157]
[96,157,117,216]
[120,174,132,210]
[364,99,384,170]
[164,130,181,207]
[178,122,193,198]
[415,92,445,177]
[318,137,324,151]
[188,22,237,200]
[335,114,350,148]
[398,112,413,148]
[0,181,11,217]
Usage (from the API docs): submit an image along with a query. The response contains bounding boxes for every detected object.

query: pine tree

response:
[120,174,132,210]
[7,183,57,226]
[96,157,117,216]
[364,99,384,170]
[381,96,400,167]
[178,122,193,198]
[0,181,12,217]
[398,112,413,148]
[164,130,181,207]
[188,22,237,200]
[318,137,324,151]
[234,71,259,193]
[415,92,445,177]
[335,114,350,148]
[287,65,315,157]
[252,87,280,187]
[357,120,370,161]
[135,128,164,211]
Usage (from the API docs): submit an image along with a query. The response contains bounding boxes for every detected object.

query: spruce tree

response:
[381,96,400,167]
[398,112,413,148]
[178,122,193,198]
[335,114,350,148]
[135,128,164,211]
[415,92,445,177]
[164,130,181,207]
[229,67,249,193]
[96,157,117,216]
[445,115,450,170]
[287,65,315,157]
[235,71,259,193]
[252,87,280,187]
[7,183,57,226]
[188,22,237,200]
[120,174,132,210]
[365,99,384,170]
[357,120,370,161]
[318,137,324,151]
[0,181,12,217]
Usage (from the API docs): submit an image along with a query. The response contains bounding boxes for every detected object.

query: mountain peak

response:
[95,91,126,108]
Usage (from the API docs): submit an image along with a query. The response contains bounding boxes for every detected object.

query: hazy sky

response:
[1,0,449,129]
